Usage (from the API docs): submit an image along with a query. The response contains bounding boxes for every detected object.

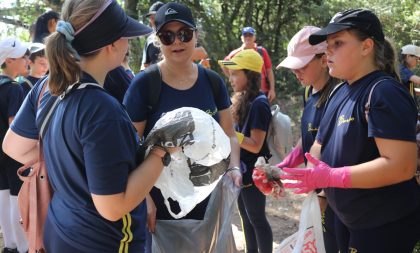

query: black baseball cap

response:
[72,0,152,55]
[145,1,165,18]
[309,9,385,45]
[155,2,196,33]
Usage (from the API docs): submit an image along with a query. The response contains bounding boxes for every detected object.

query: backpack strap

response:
[303,86,311,106]
[256,46,263,56]
[144,64,162,115]
[203,68,221,104]
[241,94,266,134]
[145,65,221,114]
[22,77,34,89]
[39,81,104,138]
[364,78,390,122]
[0,76,14,86]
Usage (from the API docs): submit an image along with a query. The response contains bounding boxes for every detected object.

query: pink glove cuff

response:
[277,147,304,169]
[330,166,352,188]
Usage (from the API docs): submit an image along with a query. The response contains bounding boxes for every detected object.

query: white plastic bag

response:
[267,104,293,165]
[145,107,231,218]
[275,192,325,253]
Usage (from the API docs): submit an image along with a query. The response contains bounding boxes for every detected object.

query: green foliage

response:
[1,0,418,94]
[414,241,420,253]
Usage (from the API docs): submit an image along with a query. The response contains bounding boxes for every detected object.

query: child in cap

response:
[2,0,174,252]
[219,49,273,253]
[20,43,48,97]
[399,44,420,97]
[0,37,29,253]
[281,9,420,252]
[260,26,339,253]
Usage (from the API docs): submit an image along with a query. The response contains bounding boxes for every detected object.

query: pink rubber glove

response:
[276,147,304,169]
[280,153,352,194]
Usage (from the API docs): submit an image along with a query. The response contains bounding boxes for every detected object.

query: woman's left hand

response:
[280,153,351,194]
[226,169,242,187]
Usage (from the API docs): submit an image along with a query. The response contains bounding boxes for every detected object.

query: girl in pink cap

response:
[256,26,340,253]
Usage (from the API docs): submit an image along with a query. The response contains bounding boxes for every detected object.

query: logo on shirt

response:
[307,123,318,132]
[165,8,178,16]
[205,107,218,117]
[349,247,358,253]
[337,115,355,126]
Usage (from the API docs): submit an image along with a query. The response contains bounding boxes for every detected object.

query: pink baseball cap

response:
[277,26,327,70]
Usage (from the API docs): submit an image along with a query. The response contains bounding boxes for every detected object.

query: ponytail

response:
[379,38,400,83]
[45,32,82,96]
[350,29,401,83]
[45,0,107,96]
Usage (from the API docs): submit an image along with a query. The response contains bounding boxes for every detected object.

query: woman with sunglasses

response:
[124,2,242,251]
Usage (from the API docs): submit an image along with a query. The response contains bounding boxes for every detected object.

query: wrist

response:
[226,166,241,174]
[330,166,352,188]
[150,146,171,166]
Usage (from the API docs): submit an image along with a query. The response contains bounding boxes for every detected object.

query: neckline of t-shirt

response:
[161,65,203,92]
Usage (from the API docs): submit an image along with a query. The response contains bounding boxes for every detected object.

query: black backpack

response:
[0,76,17,165]
[144,64,222,115]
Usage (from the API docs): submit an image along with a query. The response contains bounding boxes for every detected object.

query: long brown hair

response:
[349,29,401,83]
[45,0,106,95]
[231,70,261,126]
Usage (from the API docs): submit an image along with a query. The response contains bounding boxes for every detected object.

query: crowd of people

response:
[0,1,419,253]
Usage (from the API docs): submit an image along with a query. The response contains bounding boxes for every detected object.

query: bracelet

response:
[225,166,241,173]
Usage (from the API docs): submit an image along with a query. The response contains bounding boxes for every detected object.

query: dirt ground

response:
[232,189,304,252]
[0,190,304,252]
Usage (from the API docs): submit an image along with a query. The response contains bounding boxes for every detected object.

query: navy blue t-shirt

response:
[301,87,326,156]
[104,66,132,104]
[237,93,271,185]
[20,75,40,98]
[0,75,24,168]
[11,73,147,252]
[0,75,23,122]
[124,64,230,220]
[317,70,420,229]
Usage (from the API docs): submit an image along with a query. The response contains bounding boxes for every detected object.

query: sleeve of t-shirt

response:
[7,84,23,118]
[261,47,272,69]
[10,80,45,139]
[400,66,413,84]
[248,97,271,133]
[368,80,417,141]
[81,96,137,195]
[123,71,150,123]
[211,70,231,111]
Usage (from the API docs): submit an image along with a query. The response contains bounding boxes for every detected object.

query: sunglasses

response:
[242,33,254,37]
[157,27,196,46]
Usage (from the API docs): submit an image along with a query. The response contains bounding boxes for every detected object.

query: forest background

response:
[1,0,418,102]
[0,0,419,251]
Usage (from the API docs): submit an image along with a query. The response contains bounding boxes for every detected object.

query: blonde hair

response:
[45,0,107,95]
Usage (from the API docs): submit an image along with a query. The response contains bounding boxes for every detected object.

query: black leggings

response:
[322,205,338,253]
[237,184,273,253]
[334,205,420,253]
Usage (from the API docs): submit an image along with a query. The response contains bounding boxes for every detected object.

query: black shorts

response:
[0,158,23,196]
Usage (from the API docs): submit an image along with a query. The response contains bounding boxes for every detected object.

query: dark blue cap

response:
[155,2,196,33]
[242,27,255,35]
[309,9,385,45]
